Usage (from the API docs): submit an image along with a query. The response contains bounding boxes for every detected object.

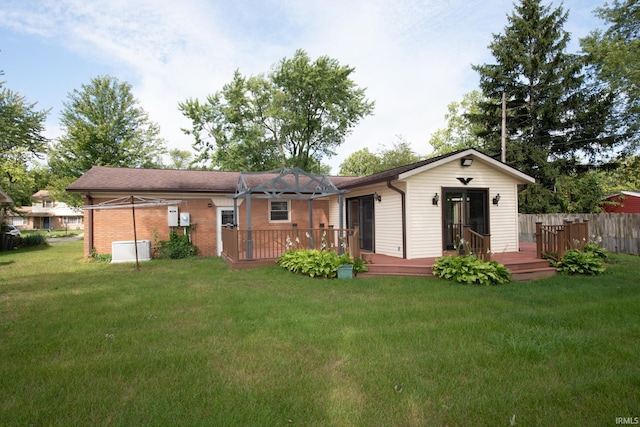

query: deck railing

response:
[222,225,360,262]
[463,226,492,261]
[535,219,589,261]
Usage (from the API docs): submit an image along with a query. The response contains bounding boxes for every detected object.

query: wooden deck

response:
[359,243,556,281]
[223,242,557,281]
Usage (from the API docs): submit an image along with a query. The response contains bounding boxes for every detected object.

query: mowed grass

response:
[1,240,639,426]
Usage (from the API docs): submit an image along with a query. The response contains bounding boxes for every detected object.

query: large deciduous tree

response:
[581,0,640,154]
[179,49,374,173]
[470,0,616,194]
[49,75,166,179]
[0,70,49,208]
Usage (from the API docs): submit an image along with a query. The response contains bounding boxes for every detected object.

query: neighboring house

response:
[602,191,640,213]
[5,190,84,231]
[66,148,535,260]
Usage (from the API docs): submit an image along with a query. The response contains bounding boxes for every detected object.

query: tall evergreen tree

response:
[470,0,615,192]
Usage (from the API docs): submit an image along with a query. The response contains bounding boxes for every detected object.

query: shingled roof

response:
[66,166,241,194]
[66,149,531,195]
[66,166,362,194]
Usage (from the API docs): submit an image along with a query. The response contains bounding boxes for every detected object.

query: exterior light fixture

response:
[493,194,501,205]
[432,193,439,206]
[374,192,382,202]
[461,158,473,167]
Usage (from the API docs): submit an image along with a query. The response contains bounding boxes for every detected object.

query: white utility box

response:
[180,212,191,226]
[111,240,152,263]
[168,206,179,227]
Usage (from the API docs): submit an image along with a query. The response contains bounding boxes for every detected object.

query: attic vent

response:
[111,240,151,263]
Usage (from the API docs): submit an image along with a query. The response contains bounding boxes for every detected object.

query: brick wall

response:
[84,197,217,258]
[239,199,330,230]
[82,196,332,259]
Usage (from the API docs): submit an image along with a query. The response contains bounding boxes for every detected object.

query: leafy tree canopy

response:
[339,137,421,176]
[0,68,49,208]
[166,149,194,170]
[48,75,166,179]
[581,0,640,154]
[428,90,486,156]
[179,49,374,173]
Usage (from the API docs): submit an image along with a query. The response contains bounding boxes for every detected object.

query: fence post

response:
[535,222,543,259]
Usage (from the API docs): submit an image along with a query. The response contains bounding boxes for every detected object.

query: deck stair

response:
[359,246,557,281]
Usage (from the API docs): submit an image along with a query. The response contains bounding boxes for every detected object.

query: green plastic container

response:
[337,264,354,279]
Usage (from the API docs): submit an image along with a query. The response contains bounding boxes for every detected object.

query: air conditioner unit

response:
[111,240,152,263]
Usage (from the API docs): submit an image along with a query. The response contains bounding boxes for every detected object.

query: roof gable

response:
[337,149,535,189]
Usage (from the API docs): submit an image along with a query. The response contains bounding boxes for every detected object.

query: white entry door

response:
[217,207,236,256]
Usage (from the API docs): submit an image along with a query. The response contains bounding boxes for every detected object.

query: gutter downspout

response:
[86,193,94,258]
[386,180,407,259]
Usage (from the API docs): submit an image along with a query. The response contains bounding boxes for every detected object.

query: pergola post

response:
[246,194,252,260]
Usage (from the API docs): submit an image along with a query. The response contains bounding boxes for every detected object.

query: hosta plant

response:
[277,249,367,278]
[554,249,606,275]
[432,255,511,286]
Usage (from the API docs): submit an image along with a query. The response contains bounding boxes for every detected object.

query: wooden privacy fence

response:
[520,213,640,256]
[222,225,360,263]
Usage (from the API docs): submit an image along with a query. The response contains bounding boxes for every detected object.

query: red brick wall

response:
[239,199,330,230]
[84,197,218,258]
[82,196,331,259]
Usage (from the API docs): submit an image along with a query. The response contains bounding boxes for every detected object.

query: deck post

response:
[246,195,252,260]
[563,218,574,250]
[338,193,344,255]
[484,234,492,262]
[558,227,566,260]
[535,222,543,259]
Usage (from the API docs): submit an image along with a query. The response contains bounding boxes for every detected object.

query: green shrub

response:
[277,249,364,278]
[352,256,368,274]
[554,249,606,275]
[432,255,511,286]
[89,247,112,263]
[155,230,198,259]
[582,243,608,260]
[17,233,48,248]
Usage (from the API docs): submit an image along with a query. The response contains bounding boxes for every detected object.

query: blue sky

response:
[1,0,604,173]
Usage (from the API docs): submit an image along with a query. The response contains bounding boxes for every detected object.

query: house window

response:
[269,200,290,222]
[7,217,25,226]
[64,217,83,225]
[43,200,53,208]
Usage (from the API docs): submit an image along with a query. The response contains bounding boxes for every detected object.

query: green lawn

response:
[1,240,638,426]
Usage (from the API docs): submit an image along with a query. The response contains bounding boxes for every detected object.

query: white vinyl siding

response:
[329,154,528,259]
[405,157,521,258]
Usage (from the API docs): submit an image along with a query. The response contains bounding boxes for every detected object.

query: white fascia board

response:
[398,149,536,184]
